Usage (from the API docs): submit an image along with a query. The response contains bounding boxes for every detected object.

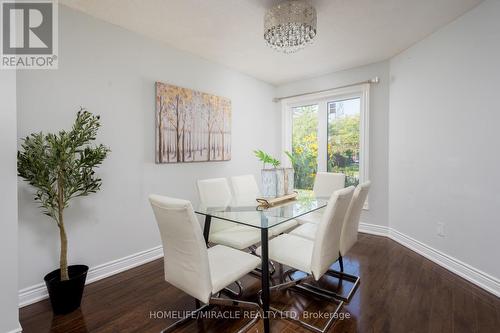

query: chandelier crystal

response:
[264,0,317,54]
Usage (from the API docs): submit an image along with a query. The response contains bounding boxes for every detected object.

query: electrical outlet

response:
[437,222,445,237]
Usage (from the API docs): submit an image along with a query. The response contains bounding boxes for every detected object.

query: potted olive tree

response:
[17,109,110,314]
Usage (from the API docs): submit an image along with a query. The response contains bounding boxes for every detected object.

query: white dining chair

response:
[313,172,346,197]
[230,174,298,235]
[197,178,262,250]
[149,195,261,333]
[296,172,346,225]
[230,174,261,205]
[256,186,354,333]
[289,181,371,302]
[198,177,284,281]
[339,181,371,257]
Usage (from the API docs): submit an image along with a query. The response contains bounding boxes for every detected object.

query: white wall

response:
[276,61,390,227]
[0,71,21,331]
[17,6,279,291]
[389,0,500,280]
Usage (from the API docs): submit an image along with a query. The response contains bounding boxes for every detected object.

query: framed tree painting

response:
[155,82,232,163]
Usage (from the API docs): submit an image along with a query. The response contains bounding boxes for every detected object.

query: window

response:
[327,98,361,186]
[281,84,369,204]
[291,104,318,190]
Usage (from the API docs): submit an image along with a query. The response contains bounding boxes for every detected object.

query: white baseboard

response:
[359,222,390,236]
[18,245,163,308]
[359,222,500,298]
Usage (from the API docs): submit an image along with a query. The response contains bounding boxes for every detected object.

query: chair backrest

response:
[197,178,234,232]
[197,178,232,207]
[149,195,212,304]
[340,181,371,256]
[311,186,354,279]
[230,174,260,205]
[312,172,346,197]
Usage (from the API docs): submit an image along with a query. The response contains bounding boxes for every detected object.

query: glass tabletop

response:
[195,191,328,229]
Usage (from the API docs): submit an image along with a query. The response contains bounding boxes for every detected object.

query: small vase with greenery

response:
[17,108,110,314]
[253,150,294,197]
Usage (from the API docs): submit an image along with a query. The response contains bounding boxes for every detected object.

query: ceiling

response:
[60,0,482,85]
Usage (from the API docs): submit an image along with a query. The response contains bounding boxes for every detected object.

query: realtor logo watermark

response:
[1,0,58,69]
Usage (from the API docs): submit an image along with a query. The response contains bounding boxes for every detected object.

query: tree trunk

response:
[59,223,69,281]
[182,129,185,162]
[158,112,163,163]
[221,110,225,160]
[221,131,225,160]
[176,95,181,162]
[189,131,192,158]
[198,129,202,156]
[57,175,69,281]
[166,128,170,162]
[207,131,211,161]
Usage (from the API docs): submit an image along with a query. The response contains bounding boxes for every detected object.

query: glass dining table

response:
[195,192,328,333]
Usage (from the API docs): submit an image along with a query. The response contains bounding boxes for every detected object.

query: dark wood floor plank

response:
[354,238,402,332]
[452,282,478,333]
[473,295,499,333]
[396,259,435,333]
[428,266,454,333]
[431,263,500,308]
[19,234,500,333]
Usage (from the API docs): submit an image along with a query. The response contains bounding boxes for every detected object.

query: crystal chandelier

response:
[264,0,317,54]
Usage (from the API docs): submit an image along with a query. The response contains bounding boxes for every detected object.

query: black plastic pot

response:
[44,264,89,315]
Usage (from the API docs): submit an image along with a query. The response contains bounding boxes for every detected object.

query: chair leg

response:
[222,280,244,298]
[250,245,277,276]
[286,254,359,303]
[160,303,212,333]
[160,296,261,333]
[257,273,344,333]
[210,297,262,333]
[338,253,344,272]
[269,260,276,276]
[301,269,360,303]
[250,256,276,276]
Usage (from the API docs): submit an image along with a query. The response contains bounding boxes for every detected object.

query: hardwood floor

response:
[19,234,500,333]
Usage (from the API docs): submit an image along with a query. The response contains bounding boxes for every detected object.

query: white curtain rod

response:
[272,77,380,102]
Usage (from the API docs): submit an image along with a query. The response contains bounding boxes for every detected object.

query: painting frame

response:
[155,81,232,164]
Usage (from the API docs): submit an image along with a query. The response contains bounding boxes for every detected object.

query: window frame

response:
[281,84,370,209]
